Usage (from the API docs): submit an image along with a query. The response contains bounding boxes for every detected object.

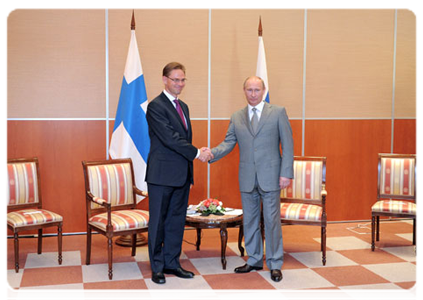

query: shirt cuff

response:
[195,149,200,159]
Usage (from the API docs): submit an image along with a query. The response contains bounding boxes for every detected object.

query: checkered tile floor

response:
[6,220,416,298]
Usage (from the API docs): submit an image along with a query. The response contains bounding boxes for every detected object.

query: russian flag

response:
[256,35,270,103]
[109,28,150,202]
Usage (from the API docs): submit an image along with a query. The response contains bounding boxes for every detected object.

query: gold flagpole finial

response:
[258,16,263,37]
[131,10,136,30]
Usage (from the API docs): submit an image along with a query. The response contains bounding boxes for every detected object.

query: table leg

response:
[220,226,228,270]
[196,228,201,251]
[238,224,245,257]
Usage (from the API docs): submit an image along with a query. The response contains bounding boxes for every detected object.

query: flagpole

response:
[258,16,262,37]
[115,10,148,248]
[256,16,269,103]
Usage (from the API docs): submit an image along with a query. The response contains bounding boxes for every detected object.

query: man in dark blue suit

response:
[145,62,211,284]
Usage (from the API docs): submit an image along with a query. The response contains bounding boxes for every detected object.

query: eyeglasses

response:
[166,77,187,84]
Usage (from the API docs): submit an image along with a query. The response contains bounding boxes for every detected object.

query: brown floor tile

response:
[395,281,420,298]
[4,288,19,300]
[84,280,152,300]
[137,261,152,278]
[282,225,322,253]
[281,287,354,300]
[20,266,83,287]
[337,249,406,265]
[203,272,275,289]
[312,265,389,287]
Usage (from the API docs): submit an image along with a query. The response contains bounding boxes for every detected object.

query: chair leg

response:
[108,237,113,280]
[321,226,326,266]
[14,232,19,273]
[371,216,376,251]
[376,216,380,241]
[413,218,420,256]
[37,229,42,254]
[86,227,92,265]
[413,218,416,246]
[58,224,63,265]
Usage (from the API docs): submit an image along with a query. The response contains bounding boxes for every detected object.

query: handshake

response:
[197,147,214,162]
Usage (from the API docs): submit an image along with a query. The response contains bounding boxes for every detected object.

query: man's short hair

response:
[243,76,266,90]
[163,62,186,77]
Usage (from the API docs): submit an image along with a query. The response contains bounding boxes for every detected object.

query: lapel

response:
[255,102,271,135]
[241,106,254,137]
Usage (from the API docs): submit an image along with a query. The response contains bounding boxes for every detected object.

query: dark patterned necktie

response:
[173,99,187,130]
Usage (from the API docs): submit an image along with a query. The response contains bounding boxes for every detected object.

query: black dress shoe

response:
[270,269,283,282]
[163,267,194,279]
[234,263,263,273]
[152,272,166,284]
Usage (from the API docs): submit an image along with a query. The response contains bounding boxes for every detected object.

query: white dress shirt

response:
[248,100,265,121]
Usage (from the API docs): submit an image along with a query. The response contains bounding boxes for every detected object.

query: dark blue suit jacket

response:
[145,92,197,186]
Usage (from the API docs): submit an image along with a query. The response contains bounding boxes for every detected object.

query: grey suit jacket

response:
[210,102,294,193]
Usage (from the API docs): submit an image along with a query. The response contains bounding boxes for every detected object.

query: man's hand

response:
[198,147,214,162]
[279,177,291,190]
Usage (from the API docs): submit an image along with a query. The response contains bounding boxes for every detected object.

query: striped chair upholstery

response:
[280,160,324,221]
[280,156,327,265]
[371,154,416,251]
[7,209,63,228]
[89,210,149,232]
[86,163,135,208]
[379,157,415,198]
[82,159,149,280]
[7,162,40,205]
[280,203,322,221]
[7,158,63,273]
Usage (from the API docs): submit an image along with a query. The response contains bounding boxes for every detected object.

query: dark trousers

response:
[147,180,190,272]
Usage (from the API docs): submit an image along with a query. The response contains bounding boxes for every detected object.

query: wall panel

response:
[108,9,209,119]
[7,10,106,118]
[306,10,395,118]
[304,120,391,221]
[393,119,416,154]
[394,10,416,118]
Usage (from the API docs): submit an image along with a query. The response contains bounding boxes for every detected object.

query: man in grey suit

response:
[209,76,294,282]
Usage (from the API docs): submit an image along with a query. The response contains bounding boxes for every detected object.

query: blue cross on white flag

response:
[256,35,270,103]
[109,29,150,201]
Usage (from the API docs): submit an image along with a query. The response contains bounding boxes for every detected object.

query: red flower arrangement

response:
[196,198,225,216]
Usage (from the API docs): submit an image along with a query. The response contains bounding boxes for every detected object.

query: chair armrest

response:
[134,187,148,198]
[86,191,110,207]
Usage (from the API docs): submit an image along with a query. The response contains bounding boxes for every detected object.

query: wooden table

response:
[185,212,244,270]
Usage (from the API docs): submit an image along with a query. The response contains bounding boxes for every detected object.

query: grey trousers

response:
[240,181,283,270]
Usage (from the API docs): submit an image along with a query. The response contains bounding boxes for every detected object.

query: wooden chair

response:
[371,153,416,251]
[82,158,149,280]
[280,156,327,265]
[7,157,63,273]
